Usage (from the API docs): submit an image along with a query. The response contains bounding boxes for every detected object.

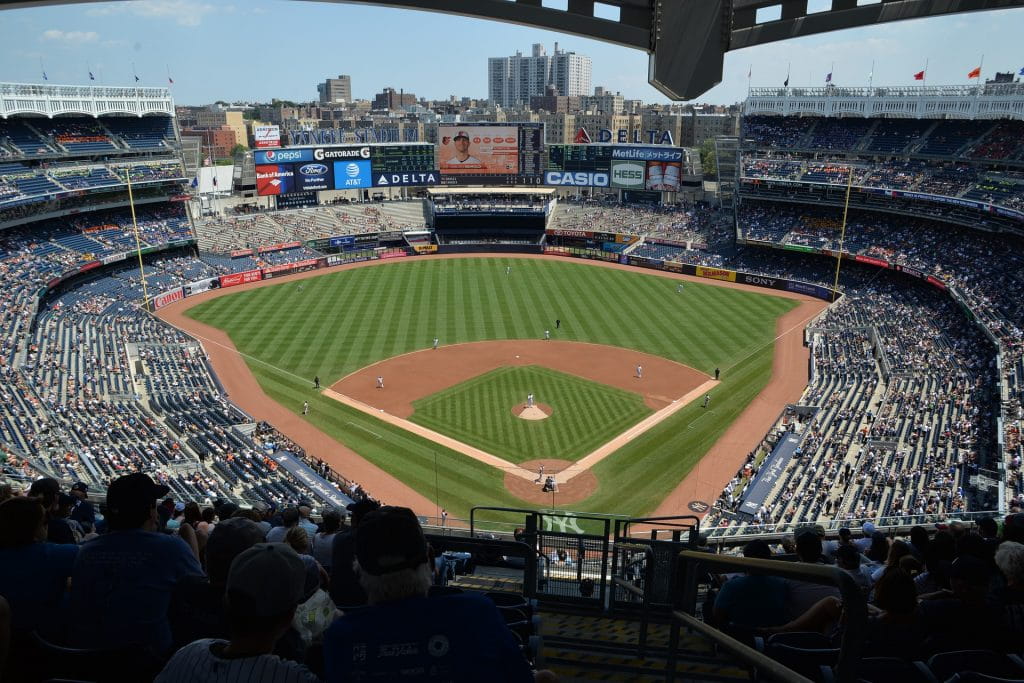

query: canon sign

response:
[544,171,609,187]
[313,147,371,161]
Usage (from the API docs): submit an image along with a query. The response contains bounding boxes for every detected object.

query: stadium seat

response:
[820,657,939,683]
[928,651,1024,682]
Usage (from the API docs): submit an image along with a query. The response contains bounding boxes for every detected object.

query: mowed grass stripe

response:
[409,366,651,464]
[187,257,798,517]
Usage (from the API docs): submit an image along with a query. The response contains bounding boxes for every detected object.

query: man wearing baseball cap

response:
[323,506,538,682]
[68,473,203,655]
[445,130,484,168]
[329,498,380,608]
[68,481,95,531]
[157,543,319,682]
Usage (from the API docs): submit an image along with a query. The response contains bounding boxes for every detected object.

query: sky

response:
[0,0,1022,107]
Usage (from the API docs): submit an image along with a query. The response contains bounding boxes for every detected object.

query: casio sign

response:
[612,162,645,188]
[298,164,328,176]
[544,171,609,187]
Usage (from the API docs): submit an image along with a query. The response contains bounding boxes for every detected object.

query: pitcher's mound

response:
[512,403,552,420]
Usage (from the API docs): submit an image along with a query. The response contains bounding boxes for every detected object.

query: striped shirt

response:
[155,639,320,683]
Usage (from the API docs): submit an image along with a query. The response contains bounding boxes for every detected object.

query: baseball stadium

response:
[1,1,1024,681]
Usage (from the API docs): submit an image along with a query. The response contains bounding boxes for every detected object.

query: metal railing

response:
[667,550,866,683]
[609,542,655,656]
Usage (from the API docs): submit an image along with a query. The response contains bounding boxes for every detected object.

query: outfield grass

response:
[409,365,652,464]
[186,257,798,519]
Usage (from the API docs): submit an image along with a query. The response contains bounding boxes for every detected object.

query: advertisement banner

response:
[413,244,438,254]
[230,249,254,258]
[78,261,101,274]
[647,161,681,191]
[258,241,302,254]
[262,258,319,275]
[333,160,372,189]
[738,272,782,289]
[101,252,128,265]
[547,228,594,239]
[611,146,684,162]
[379,250,407,260]
[896,265,923,279]
[219,269,262,288]
[786,280,830,299]
[253,125,281,149]
[926,275,947,291]
[377,231,403,241]
[854,254,889,268]
[783,244,817,253]
[151,287,184,310]
[695,266,736,282]
[543,170,609,187]
[183,277,217,296]
[372,171,440,187]
[616,234,640,244]
[610,160,646,189]
[329,235,356,248]
[255,164,294,196]
[294,162,334,192]
[253,148,314,165]
[438,125,518,175]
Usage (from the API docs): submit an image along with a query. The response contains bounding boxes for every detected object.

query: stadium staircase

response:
[536,611,749,682]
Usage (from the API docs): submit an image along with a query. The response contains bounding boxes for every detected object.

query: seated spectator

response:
[870,540,912,583]
[711,539,788,629]
[68,473,203,655]
[313,509,343,571]
[28,478,75,545]
[329,499,379,608]
[836,544,872,595]
[863,568,923,658]
[68,482,95,532]
[994,541,1024,639]
[323,506,544,682]
[0,497,78,636]
[267,506,301,544]
[783,530,841,620]
[297,505,318,538]
[918,555,1003,652]
[156,543,319,682]
[865,532,891,564]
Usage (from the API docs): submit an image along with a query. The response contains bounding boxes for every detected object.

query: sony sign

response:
[741,274,778,288]
[544,171,609,187]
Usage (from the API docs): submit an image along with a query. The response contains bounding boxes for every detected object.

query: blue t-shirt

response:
[69,529,204,653]
[323,593,533,682]
[0,542,79,631]
[714,574,789,628]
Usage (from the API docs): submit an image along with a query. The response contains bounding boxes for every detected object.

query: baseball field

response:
[177,256,810,520]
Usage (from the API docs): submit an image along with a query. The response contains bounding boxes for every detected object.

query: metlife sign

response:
[611,146,684,162]
[543,171,609,187]
[610,161,645,189]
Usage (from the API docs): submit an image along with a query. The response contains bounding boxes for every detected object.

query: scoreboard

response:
[436,123,545,186]
[371,144,435,174]
[546,145,614,173]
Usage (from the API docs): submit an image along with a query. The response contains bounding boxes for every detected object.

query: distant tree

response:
[230,143,247,156]
[699,138,718,179]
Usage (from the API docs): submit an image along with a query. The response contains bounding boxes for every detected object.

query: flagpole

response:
[923,58,929,87]
[869,59,874,89]
[122,167,150,310]
[747,63,752,95]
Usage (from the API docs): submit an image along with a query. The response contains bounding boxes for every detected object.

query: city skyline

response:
[0,1,1022,106]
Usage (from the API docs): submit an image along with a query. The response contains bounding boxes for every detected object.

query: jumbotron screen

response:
[253,144,438,196]
[436,123,544,186]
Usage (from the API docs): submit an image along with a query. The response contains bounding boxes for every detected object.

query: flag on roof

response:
[913,70,925,81]
[968,66,981,79]
[88,71,95,81]
[825,72,832,83]
[783,76,789,87]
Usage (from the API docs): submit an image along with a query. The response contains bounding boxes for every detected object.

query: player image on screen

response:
[445,131,484,168]
[438,125,518,175]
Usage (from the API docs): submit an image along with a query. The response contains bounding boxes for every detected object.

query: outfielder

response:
[302,401,309,415]
[433,337,439,350]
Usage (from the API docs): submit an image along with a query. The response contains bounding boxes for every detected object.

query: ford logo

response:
[299,164,328,176]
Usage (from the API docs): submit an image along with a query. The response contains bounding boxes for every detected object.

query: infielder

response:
[703,394,711,408]
[636,365,643,379]
[302,401,309,415]
[376,376,384,389]
[544,330,550,340]
[527,393,535,408]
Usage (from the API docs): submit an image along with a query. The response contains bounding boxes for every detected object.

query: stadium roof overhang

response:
[2,0,1022,100]
[428,187,556,196]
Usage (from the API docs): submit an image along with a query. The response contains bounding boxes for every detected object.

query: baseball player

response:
[676,283,684,293]
[527,393,535,408]
[535,463,545,483]
[703,394,711,408]
[376,376,384,389]
[544,330,550,340]
[313,376,320,390]
[433,337,439,350]
[506,265,511,277]
[714,367,720,380]
[555,319,561,329]
[302,401,309,415]
[636,365,643,379]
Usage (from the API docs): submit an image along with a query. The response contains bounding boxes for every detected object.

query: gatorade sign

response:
[610,161,645,189]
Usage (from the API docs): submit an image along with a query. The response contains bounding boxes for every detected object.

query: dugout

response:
[429,187,554,249]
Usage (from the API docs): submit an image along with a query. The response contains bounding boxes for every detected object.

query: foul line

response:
[347,421,383,439]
